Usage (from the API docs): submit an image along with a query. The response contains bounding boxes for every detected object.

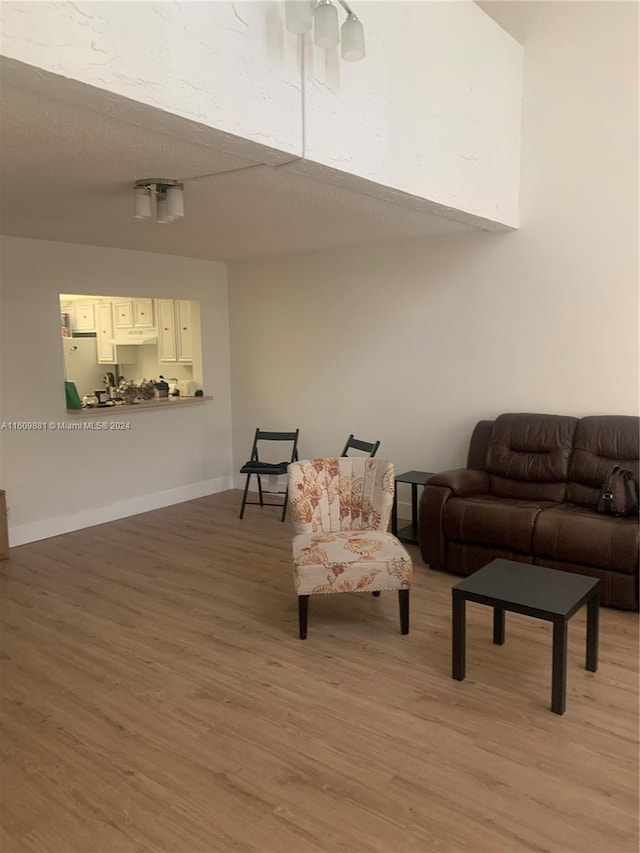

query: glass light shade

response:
[285,0,313,34]
[156,194,173,224]
[167,185,184,219]
[133,185,152,219]
[341,16,365,61]
[314,1,339,49]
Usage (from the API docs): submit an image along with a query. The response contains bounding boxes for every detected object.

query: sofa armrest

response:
[428,468,490,497]
[419,470,489,569]
[419,484,448,568]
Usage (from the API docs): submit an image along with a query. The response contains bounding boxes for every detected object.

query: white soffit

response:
[0,59,483,262]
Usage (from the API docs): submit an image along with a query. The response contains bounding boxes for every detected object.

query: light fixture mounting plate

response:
[134,178,184,192]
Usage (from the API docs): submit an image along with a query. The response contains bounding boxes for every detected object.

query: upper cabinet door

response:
[133,298,154,328]
[74,303,96,332]
[96,302,115,364]
[157,299,176,362]
[114,300,133,329]
[176,300,192,363]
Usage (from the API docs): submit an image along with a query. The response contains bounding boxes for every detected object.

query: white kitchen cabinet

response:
[96,302,116,364]
[156,299,193,364]
[133,298,154,328]
[157,299,177,362]
[114,300,133,329]
[176,300,192,363]
[115,298,155,330]
[74,302,96,332]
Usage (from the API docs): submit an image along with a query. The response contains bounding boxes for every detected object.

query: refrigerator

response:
[62,337,115,400]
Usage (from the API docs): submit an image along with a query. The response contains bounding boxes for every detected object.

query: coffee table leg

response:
[493,608,505,645]
[552,619,568,715]
[452,591,466,681]
[586,589,599,672]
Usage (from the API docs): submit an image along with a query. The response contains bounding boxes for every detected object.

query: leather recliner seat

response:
[419,413,639,609]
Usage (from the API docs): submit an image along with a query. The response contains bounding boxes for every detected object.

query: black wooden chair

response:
[239,428,300,522]
[340,434,381,458]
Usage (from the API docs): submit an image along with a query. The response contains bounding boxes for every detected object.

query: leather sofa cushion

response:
[567,415,640,507]
[533,558,638,610]
[446,542,532,576]
[533,504,639,574]
[443,495,554,553]
[486,413,579,502]
[490,475,570,502]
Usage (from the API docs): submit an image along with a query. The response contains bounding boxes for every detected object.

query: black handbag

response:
[596,465,639,517]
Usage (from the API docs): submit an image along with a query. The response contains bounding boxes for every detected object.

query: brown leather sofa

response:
[419,413,639,609]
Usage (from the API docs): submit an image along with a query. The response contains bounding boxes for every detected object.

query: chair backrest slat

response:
[250,428,299,464]
[340,434,381,458]
[258,430,299,442]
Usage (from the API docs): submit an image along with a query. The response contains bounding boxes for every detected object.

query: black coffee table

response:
[451,559,600,715]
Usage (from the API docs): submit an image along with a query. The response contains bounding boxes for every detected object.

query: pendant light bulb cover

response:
[133,185,152,219]
[285,0,313,34]
[156,194,173,224]
[314,0,339,48]
[341,15,365,61]
[166,185,184,219]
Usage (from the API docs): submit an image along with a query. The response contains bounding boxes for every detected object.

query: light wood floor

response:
[1,491,638,853]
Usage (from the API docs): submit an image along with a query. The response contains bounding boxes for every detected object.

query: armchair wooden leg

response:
[372,590,381,597]
[298,595,309,640]
[398,589,410,635]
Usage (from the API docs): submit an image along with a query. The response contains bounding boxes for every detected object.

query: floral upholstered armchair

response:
[287,457,413,639]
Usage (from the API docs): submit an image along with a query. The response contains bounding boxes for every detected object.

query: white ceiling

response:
[0,58,473,263]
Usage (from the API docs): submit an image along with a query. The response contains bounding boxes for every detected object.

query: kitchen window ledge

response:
[67,396,213,415]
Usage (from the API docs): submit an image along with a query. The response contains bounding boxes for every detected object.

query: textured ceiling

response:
[0,59,473,262]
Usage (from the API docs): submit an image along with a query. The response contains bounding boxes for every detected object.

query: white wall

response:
[0,1,302,155]
[0,237,233,545]
[302,1,522,226]
[0,1,522,228]
[228,1,638,500]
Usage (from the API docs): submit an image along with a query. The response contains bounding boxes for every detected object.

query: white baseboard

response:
[8,476,233,547]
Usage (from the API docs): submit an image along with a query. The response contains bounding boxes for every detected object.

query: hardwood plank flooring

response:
[1,491,638,853]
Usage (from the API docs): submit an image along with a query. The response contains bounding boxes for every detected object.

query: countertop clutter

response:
[78,375,204,408]
[175,379,199,397]
[70,374,211,414]
[68,395,212,415]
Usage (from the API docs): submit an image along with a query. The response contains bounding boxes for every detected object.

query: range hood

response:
[110,328,158,346]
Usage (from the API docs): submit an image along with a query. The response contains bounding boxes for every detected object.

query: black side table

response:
[392,470,434,544]
[451,559,600,715]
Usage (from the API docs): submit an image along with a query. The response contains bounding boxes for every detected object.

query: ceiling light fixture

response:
[314,0,339,49]
[133,179,185,224]
[285,0,366,62]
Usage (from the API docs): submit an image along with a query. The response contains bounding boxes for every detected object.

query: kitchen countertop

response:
[67,395,213,415]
